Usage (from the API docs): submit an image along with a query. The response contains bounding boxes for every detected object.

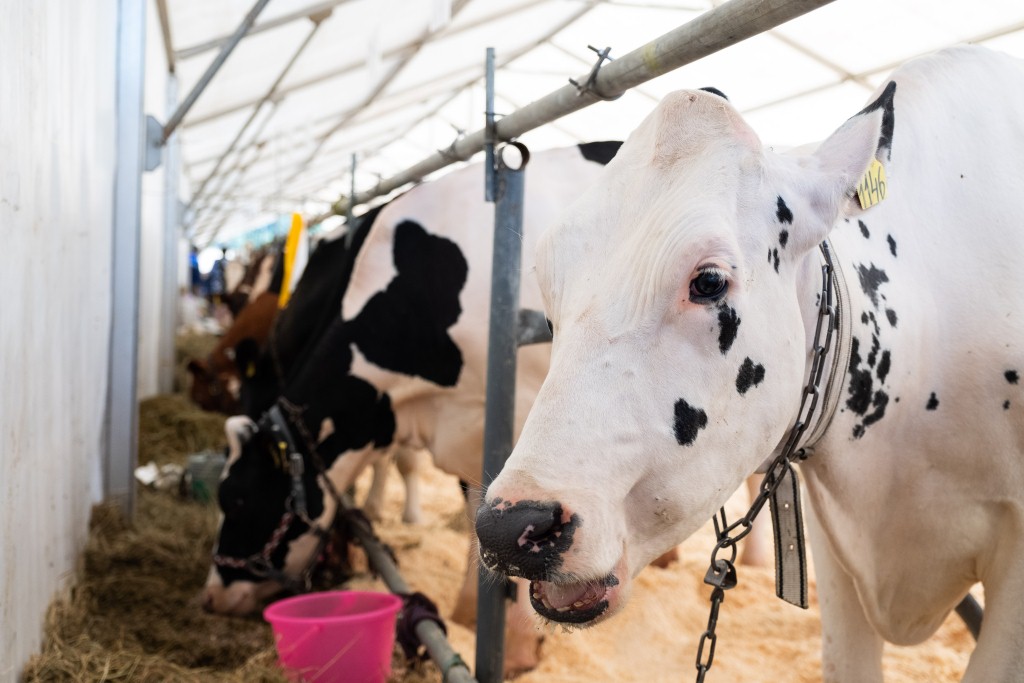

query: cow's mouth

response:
[529,572,620,625]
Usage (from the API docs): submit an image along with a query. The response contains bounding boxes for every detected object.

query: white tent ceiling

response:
[156,0,1024,246]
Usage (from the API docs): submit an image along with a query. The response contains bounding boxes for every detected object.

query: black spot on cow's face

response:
[887,235,897,257]
[775,196,793,224]
[768,248,780,273]
[858,220,870,239]
[716,304,740,355]
[736,358,766,395]
[856,263,890,309]
[779,230,789,249]
[1004,400,1011,410]
[347,220,468,386]
[673,399,708,446]
[1005,370,1019,385]
[885,309,898,328]
[926,393,939,410]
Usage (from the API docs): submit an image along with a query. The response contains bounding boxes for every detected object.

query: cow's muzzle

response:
[475,498,578,580]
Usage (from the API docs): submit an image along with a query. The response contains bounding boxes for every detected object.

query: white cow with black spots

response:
[475,45,1024,681]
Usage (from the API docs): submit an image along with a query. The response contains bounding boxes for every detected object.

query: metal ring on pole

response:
[497,141,530,171]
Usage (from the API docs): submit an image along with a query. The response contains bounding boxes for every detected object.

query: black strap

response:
[769,466,808,608]
[395,592,448,661]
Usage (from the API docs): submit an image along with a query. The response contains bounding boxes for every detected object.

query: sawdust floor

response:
[24,391,974,682]
[359,459,974,683]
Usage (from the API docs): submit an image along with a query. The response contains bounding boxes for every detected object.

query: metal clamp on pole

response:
[568,45,621,101]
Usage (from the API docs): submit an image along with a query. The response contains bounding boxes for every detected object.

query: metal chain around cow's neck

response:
[694,241,839,683]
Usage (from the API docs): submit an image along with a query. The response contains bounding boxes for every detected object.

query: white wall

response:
[0,0,118,678]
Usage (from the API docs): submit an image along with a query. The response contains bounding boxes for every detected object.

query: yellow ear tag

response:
[857,158,887,210]
[246,362,255,378]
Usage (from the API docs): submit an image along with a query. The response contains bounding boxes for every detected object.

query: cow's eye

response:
[689,268,729,303]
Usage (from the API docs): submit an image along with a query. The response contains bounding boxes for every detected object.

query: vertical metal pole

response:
[483,47,496,202]
[476,156,524,683]
[106,0,147,515]
[158,74,181,394]
[344,153,356,247]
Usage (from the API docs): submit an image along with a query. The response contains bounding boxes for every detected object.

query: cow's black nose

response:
[475,498,578,580]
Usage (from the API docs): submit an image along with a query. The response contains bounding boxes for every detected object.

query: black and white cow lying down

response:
[202,142,625,673]
[475,46,1024,681]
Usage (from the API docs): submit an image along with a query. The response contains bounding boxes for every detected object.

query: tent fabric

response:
[157,0,1024,245]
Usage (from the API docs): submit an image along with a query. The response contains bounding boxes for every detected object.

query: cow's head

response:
[203,335,397,615]
[476,85,894,625]
[187,356,242,414]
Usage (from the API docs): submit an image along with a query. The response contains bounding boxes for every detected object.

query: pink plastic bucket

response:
[264,591,402,683]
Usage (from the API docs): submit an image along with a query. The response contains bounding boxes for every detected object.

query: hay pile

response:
[23,334,974,681]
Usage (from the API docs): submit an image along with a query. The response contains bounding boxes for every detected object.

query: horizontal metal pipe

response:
[323,0,836,217]
[341,493,477,683]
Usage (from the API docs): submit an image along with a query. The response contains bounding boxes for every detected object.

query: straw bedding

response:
[23,337,974,682]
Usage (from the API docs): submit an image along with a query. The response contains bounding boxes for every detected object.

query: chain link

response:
[693,243,837,682]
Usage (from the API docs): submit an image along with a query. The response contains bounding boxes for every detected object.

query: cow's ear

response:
[809,81,895,225]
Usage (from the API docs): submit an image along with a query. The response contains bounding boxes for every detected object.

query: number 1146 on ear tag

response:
[857,158,887,210]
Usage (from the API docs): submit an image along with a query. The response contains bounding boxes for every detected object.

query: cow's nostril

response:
[475,498,578,579]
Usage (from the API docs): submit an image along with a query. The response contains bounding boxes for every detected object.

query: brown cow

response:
[188,291,280,414]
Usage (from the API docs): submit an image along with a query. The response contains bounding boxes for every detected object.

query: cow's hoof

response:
[650,546,679,568]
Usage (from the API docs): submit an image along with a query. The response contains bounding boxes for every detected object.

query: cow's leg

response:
[395,447,424,524]
[806,503,883,683]
[452,486,482,627]
[962,553,1024,681]
[362,453,391,522]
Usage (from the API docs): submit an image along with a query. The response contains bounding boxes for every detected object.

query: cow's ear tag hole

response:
[856,158,887,210]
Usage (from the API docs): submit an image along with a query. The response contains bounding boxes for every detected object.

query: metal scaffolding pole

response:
[107,0,147,516]
[319,0,836,218]
[183,0,552,129]
[158,74,181,394]
[161,0,272,143]
[188,13,328,210]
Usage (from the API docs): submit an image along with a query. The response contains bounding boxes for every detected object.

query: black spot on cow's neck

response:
[858,220,870,239]
[576,141,623,166]
[846,337,873,415]
[776,196,793,224]
[347,220,468,387]
[855,81,896,160]
[736,358,766,395]
[877,350,891,383]
[1004,400,1011,410]
[885,309,898,328]
[856,263,890,308]
[926,393,939,410]
[699,87,728,100]
[887,234,897,257]
[717,304,740,355]
[769,248,780,273]
[866,334,880,368]
[673,399,708,446]
[1006,370,1019,385]
[779,230,789,249]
